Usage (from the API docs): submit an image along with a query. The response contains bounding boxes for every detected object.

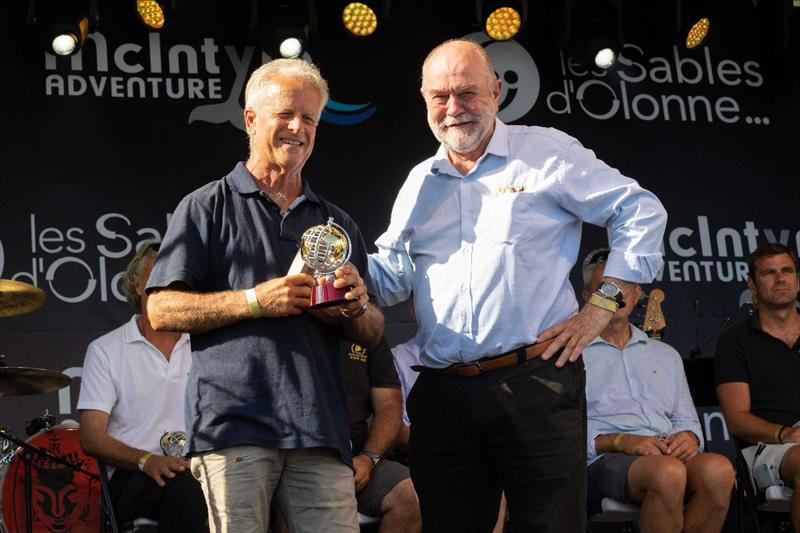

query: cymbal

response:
[0,367,72,396]
[0,279,46,317]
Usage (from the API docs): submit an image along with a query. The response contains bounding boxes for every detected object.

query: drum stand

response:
[0,426,103,533]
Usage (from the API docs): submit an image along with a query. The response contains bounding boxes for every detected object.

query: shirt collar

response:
[587,323,650,349]
[225,161,320,204]
[123,315,189,346]
[429,118,509,176]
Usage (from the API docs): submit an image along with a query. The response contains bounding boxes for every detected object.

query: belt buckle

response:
[452,361,482,376]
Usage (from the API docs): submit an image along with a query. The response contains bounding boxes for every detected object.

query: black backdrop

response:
[1,0,798,441]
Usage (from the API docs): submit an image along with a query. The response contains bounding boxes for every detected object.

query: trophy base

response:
[310,284,348,309]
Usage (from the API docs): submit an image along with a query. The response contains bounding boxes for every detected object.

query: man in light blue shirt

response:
[582,248,734,533]
[369,39,667,532]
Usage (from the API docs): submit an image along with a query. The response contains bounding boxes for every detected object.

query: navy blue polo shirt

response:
[146,162,372,466]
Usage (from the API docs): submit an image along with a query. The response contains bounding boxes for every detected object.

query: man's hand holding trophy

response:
[291,217,369,322]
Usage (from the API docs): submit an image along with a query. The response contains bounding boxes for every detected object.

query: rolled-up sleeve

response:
[557,140,667,284]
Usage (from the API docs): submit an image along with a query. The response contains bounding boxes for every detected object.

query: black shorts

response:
[586,452,638,514]
[356,458,410,517]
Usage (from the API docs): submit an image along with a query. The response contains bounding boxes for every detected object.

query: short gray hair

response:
[121,241,160,311]
[244,58,330,112]
[582,247,610,288]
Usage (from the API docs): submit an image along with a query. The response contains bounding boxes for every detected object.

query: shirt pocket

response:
[484,192,537,244]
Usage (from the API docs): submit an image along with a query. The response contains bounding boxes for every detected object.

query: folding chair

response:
[589,497,640,533]
[733,445,793,533]
[97,461,120,533]
[358,511,382,530]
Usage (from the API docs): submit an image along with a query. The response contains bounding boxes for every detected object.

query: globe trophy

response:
[160,431,187,458]
[300,217,352,308]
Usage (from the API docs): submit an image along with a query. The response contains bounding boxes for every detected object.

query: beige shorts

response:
[742,443,797,492]
[191,446,358,533]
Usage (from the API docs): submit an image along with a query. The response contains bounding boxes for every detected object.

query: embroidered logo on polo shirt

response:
[348,343,368,363]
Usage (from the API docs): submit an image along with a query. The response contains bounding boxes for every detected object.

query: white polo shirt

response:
[78,315,191,455]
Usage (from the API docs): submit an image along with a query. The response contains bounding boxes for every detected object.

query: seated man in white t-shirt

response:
[78,242,207,532]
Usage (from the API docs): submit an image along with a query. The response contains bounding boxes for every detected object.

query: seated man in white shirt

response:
[78,242,207,532]
[582,248,734,533]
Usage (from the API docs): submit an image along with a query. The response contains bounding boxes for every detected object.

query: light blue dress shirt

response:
[584,325,704,464]
[369,119,667,367]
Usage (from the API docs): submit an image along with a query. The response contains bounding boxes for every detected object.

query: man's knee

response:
[696,454,735,490]
[780,444,800,487]
[642,457,687,497]
[382,478,419,515]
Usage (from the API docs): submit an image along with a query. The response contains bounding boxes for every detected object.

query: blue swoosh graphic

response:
[321,106,377,125]
[325,99,373,112]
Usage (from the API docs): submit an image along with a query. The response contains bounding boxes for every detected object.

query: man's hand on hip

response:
[142,454,190,487]
[538,304,614,367]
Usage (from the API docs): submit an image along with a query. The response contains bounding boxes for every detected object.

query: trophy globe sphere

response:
[300,218,352,275]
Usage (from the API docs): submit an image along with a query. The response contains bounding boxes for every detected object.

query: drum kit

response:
[0,279,101,532]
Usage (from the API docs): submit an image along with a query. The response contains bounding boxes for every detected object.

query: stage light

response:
[342,2,377,37]
[253,1,314,59]
[40,0,94,57]
[279,37,304,58]
[485,6,522,41]
[481,1,525,41]
[136,0,166,29]
[594,47,615,68]
[685,17,710,48]
[52,33,79,55]
[566,0,621,70]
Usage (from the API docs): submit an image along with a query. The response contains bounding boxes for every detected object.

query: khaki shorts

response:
[191,446,358,533]
[742,443,797,492]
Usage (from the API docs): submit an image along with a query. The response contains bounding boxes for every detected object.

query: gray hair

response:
[582,247,610,288]
[244,58,330,112]
[421,39,497,92]
[121,241,160,311]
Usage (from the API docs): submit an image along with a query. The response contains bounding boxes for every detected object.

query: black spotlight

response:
[567,0,622,69]
[253,0,316,59]
[33,0,98,56]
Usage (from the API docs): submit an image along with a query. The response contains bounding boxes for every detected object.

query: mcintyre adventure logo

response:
[659,216,799,283]
[43,32,376,128]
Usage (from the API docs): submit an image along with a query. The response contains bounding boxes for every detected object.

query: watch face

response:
[600,284,618,298]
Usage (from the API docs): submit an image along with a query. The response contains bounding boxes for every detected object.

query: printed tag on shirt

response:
[348,343,368,363]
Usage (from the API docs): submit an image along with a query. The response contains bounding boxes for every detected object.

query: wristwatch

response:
[361,450,381,467]
[595,281,626,308]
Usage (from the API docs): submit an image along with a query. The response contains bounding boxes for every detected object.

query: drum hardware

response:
[25,409,56,436]
[0,425,100,533]
[0,279,46,318]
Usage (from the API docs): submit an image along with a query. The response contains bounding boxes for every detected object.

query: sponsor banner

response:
[1,3,796,438]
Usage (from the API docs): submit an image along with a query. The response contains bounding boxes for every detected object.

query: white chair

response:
[590,497,640,523]
[358,512,381,530]
[757,485,794,513]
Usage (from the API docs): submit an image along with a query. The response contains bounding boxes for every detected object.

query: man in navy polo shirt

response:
[146,58,383,533]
